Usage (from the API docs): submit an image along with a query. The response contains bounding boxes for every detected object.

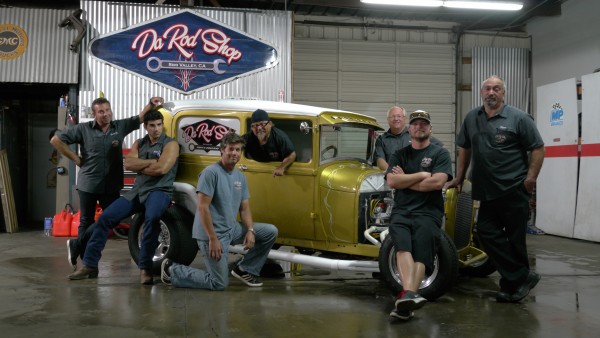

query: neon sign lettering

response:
[131,24,242,64]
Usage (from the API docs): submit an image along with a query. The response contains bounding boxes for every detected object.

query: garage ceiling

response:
[1,0,565,32]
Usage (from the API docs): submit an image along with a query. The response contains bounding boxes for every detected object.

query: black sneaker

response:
[231,265,263,287]
[389,309,414,320]
[395,290,427,313]
[161,259,173,285]
[66,239,78,271]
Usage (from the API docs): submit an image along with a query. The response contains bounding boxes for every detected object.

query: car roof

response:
[162,99,369,118]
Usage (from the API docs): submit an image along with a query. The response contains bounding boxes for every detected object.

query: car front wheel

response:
[128,205,198,275]
[378,230,458,301]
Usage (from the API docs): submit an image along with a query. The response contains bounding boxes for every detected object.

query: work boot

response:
[140,269,154,285]
[68,265,98,280]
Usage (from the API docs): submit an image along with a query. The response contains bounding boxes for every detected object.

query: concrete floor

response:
[1,230,600,338]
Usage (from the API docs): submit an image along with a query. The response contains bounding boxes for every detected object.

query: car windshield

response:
[319,124,378,164]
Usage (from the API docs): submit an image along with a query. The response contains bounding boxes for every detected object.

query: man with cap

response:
[373,106,444,171]
[243,109,296,176]
[384,110,453,321]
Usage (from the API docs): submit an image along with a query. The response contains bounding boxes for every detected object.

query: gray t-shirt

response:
[192,162,250,241]
[457,104,544,201]
[59,116,140,194]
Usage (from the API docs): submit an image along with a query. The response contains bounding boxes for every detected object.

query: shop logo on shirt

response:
[421,157,432,168]
[550,102,564,126]
[89,9,279,94]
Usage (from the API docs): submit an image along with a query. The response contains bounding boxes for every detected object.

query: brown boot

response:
[68,265,99,280]
[140,269,154,285]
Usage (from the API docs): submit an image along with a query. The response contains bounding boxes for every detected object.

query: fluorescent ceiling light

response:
[445,1,523,10]
[360,0,523,11]
[361,0,443,7]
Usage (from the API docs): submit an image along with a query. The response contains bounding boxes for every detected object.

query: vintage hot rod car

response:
[127,99,494,300]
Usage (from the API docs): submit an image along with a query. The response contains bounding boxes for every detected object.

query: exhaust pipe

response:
[230,245,379,273]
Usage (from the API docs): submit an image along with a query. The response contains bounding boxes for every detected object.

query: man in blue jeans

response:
[68,109,179,285]
[52,96,163,271]
[160,132,278,289]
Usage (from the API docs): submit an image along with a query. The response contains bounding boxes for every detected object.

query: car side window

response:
[245,118,312,163]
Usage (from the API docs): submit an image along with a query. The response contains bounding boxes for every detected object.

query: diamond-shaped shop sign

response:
[89,9,279,94]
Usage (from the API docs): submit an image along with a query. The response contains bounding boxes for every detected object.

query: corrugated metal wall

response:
[0,8,78,83]
[293,20,456,158]
[471,47,531,113]
[80,1,292,146]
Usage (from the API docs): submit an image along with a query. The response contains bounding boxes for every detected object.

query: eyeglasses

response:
[251,121,270,129]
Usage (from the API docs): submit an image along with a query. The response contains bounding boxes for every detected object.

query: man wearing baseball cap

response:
[243,109,296,176]
[373,106,444,171]
[385,109,453,320]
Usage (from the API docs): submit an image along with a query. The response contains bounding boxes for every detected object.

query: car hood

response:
[318,161,381,192]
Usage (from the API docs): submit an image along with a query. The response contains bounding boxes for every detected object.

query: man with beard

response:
[243,109,296,176]
[385,110,452,320]
[160,132,278,289]
[446,75,545,303]
[373,106,444,171]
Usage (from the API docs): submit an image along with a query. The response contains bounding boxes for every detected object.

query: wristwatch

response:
[247,228,255,234]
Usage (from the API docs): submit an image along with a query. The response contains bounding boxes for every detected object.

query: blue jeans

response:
[170,222,277,290]
[82,191,171,270]
[76,190,120,258]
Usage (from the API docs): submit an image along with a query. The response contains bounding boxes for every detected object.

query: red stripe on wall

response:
[581,143,600,157]
[545,144,578,158]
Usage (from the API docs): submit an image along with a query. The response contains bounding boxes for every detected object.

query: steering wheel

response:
[320,145,338,160]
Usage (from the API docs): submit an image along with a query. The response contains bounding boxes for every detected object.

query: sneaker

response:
[389,309,414,320]
[231,265,263,287]
[161,259,173,285]
[395,290,427,313]
[66,239,78,271]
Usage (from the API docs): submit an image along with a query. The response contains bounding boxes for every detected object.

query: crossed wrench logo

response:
[146,57,226,74]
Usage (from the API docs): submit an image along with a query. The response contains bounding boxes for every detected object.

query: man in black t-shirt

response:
[385,110,452,321]
[243,109,296,176]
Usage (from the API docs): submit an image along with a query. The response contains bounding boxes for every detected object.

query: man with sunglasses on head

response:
[243,109,296,176]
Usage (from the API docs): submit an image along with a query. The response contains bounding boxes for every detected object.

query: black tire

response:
[128,205,198,275]
[378,230,459,301]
